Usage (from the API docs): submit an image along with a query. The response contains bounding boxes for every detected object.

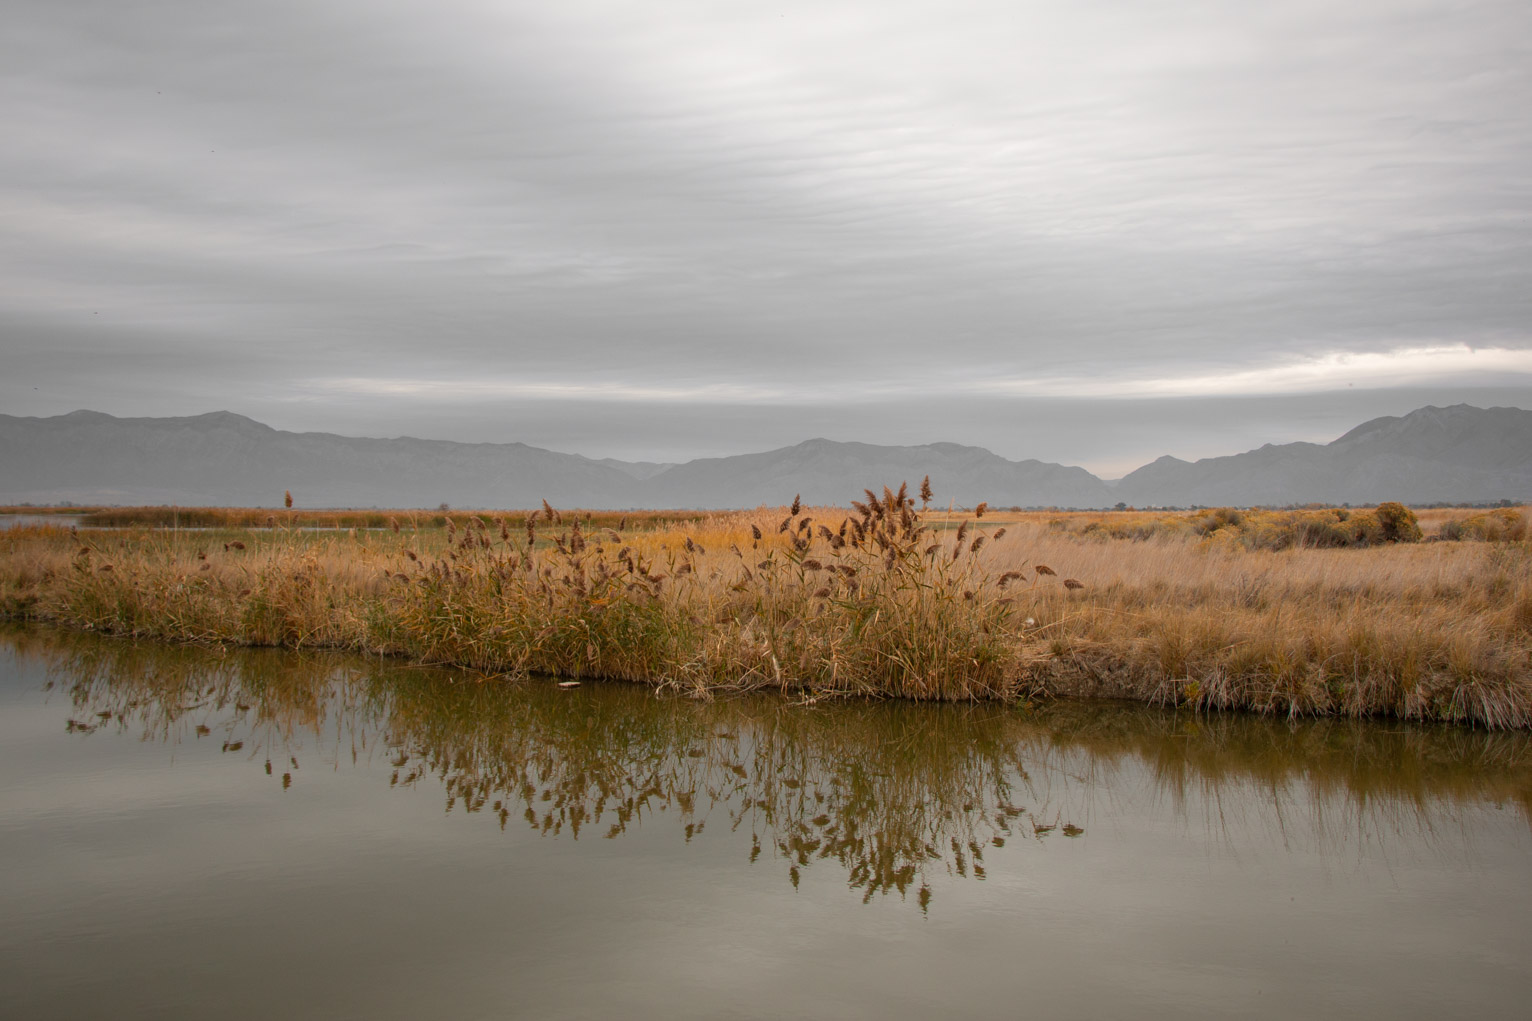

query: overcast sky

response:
[3,0,1529,475]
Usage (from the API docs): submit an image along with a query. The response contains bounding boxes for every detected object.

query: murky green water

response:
[2,626,1529,1019]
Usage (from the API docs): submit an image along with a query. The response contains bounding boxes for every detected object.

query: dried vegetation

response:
[2,486,1529,727]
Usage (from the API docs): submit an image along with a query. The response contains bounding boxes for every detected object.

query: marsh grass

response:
[1005,503,1482,549]
[2,487,1529,726]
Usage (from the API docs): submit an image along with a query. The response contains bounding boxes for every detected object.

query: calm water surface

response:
[2,626,1529,1019]
[0,514,84,530]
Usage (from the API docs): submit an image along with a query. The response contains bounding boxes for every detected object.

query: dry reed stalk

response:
[1,492,1527,726]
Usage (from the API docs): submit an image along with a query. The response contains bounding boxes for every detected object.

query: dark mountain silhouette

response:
[1,404,1527,508]
[1114,404,1532,506]
[0,410,637,508]
[631,438,1111,509]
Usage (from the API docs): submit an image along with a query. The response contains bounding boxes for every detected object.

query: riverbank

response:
[2,490,1529,727]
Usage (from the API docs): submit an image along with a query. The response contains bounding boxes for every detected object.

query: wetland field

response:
[1,489,1528,726]
[3,489,1530,1017]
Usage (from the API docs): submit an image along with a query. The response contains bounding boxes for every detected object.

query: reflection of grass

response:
[17,626,1532,910]
[2,487,1530,726]
[1022,700,1532,822]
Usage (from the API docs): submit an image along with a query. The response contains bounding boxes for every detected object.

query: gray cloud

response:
[3,0,1530,472]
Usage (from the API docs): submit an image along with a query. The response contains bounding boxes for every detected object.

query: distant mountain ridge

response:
[1,405,1528,509]
[1113,404,1532,507]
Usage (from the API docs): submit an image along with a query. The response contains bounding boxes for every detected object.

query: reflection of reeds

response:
[19,626,1531,910]
[2,491,1530,725]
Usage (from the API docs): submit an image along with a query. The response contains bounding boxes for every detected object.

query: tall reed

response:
[2,486,1528,726]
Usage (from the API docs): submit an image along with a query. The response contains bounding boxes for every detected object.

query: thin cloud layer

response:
[3,0,1529,471]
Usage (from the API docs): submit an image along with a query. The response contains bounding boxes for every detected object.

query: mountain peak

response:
[47,409,272,432]
[184,411,272,431]
[1332,403,1492,446]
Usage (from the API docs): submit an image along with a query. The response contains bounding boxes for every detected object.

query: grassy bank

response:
[2,486,1529,727]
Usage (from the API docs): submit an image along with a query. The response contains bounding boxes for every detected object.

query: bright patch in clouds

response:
[975,345,1532,399]
[307,345,1531,405]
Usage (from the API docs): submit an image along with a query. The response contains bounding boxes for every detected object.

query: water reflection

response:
[13,625,1532,907]
[0,514,83,530]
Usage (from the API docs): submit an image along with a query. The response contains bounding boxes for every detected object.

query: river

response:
[1,625,1528,1018]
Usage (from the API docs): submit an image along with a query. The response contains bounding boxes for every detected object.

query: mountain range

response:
[1,405,1528,509]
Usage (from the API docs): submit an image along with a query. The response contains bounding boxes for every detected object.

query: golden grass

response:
[2,489,1529,726]
[929,503,1529,549]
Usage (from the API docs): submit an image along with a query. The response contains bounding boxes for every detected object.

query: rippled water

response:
[2,625,1529,1019]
